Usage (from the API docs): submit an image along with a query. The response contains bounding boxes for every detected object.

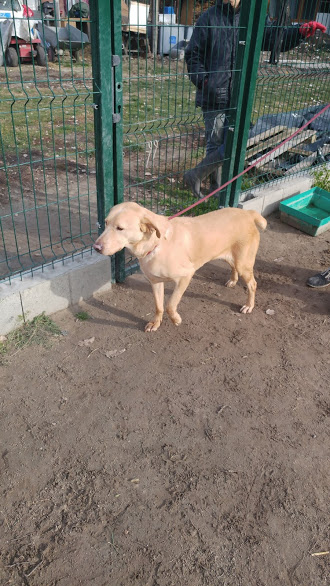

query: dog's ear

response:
[140,215,162,238]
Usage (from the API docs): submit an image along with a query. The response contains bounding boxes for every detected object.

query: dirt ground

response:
[0,212,329,586]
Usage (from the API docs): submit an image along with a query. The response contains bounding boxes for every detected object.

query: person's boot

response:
[209,166,226,207]
[209,166,222,193]
[184,150,223,198]
[306,268,330,288]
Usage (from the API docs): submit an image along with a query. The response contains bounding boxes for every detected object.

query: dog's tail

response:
[249,210,267,232]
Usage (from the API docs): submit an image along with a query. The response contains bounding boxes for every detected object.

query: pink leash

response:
[169,103,330,219]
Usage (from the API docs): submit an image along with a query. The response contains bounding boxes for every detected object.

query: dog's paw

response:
[225,279,237,288]
[240,305,253,314]
[145,321,161,332]
[168,312,182,326]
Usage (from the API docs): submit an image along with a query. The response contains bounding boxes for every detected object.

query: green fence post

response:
[112,0,125,282]
[217,0,259,207]
[90,0,115,278]
[229,0,269,207]
[90,0,124,282]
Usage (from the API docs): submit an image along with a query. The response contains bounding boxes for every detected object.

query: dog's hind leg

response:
[235,236,260,313]
[225,265,239,288]
[145,281,164,332]
[166,274,194,326]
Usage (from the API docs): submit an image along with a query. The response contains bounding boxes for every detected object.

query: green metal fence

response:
[1,0,329,284]
[119,0,269,277]
[117,0,329,277]
[0,1,96,282]
[236,1,330,199]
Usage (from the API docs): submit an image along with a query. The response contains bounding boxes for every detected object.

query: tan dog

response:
[93,202,267,332]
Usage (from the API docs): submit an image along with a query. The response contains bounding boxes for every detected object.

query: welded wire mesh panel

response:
[122,0,246,209]
[240,0,330,196]
[0,0,96,281]
[121,0,249,274]
[122,56,205,210]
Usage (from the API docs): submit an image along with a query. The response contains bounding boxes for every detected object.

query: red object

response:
[299,21,327,38]
[22,5,34,17]
[9,37,41,60]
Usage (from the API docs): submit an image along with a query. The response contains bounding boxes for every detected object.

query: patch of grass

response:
[0,339,8,359]
[251,75,330,125]
[313,165,330,192]
[241,175,258,191]
[75,311,90,321]
[0,83,95,158]
[0,313,61,363]
[123,139,145,152]
[154,182,222,216]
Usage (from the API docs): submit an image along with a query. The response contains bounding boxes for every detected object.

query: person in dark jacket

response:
[184,0,326,198]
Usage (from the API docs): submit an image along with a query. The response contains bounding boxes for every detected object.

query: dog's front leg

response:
[240,268,257,314]
[166,275,193,327]
[145,281,164,332]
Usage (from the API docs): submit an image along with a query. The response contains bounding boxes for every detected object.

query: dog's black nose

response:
[93,242,103,253]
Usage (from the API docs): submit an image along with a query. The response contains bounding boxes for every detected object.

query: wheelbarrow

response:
[38,23,89,62]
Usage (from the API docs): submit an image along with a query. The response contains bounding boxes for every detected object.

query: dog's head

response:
[93,202,166,258]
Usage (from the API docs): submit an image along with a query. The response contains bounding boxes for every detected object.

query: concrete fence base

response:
[238,175,314,215]
[0,252,112,335]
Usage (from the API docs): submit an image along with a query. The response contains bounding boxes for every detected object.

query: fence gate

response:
[92,0,269,282]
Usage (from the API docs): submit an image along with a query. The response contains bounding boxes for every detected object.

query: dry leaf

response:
[105,349,126,358]
[78,337,95,347]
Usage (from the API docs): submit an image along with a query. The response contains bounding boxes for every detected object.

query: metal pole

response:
[54,0,60,27]
[219,0,262,206]
[152,0,159,56]
[112,0,125,281]
[229,0,269,207]
[269,0,290,65]
[90,0,115,278]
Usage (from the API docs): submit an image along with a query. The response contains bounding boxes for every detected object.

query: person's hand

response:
[299,21,327,38]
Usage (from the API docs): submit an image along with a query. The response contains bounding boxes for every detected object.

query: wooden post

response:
[180,0,194,25]
[151,0,159,55]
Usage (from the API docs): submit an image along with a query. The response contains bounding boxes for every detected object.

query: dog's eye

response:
[116,226,124,231]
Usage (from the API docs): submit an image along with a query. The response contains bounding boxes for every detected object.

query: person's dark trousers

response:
[204,109,228,202]
[184,108,228,202]
[203,109,228,157]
